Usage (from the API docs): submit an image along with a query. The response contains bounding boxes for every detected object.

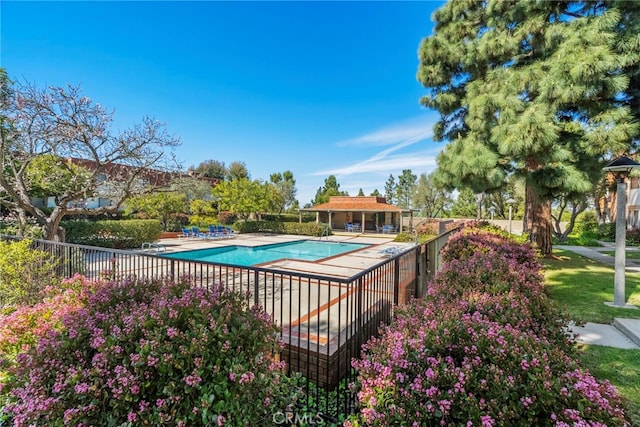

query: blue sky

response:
[1,1,446,206]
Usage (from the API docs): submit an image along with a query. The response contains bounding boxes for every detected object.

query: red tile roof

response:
[304,196,409,212]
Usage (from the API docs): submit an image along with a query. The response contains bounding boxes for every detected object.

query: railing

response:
[1,228,459,420]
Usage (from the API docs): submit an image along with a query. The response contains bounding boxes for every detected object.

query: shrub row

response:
[63,219,162,248]
[348,221,628,426]
[2,277,295,426]
[235,220,328,236]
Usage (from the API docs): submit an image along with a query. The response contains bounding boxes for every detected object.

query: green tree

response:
[370,189,381,197]
[450,188,478,219]
[384,174,396,205]
[169,176,214,202]
[418,1,638,254]
[226,161,250,181]
[189,159,226,181]
[269,170,297,213]
[124,192,187,231]
[211,178,269,219]
[413,172,452,218]
[396,169,417,209]
[0,69,180,241]
[312,175,347,205]
[357,188,365,196]
[482,175,523,220]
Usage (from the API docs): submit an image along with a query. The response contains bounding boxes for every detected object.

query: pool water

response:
[160,240,369,266]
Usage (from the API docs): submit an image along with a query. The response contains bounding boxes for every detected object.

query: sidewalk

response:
[556,245,640,350]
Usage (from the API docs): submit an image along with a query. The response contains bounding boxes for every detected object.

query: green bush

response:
[598,222,616,241]
[3,277,293,426]
[393,232,416,243]
[164,213,189,232]
[261,213,315,223]
[0,239,59,308]
[63,219,162,249]
[235,221,327,236]
[574,211,598,237]
[188,215,219,228]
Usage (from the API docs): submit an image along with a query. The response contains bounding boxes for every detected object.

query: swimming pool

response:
[160,240,370,266]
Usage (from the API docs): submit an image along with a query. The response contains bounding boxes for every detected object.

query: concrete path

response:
[556,245,640,350]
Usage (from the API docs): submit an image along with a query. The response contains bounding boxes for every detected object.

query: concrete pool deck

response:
[154,232,411,278]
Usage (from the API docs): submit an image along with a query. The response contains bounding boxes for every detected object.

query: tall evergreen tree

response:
[418,1,638,254]
[384,174,397,205]
[450,188,478,219]
[396,169,417,209]
[312,175,347,205]
[226,161,250,181]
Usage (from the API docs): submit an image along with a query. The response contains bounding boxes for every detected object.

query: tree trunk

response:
[524,184,553,255]
[44,212,66,242]
[476,193,484,219]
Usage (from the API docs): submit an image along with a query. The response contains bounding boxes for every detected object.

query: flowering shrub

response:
[432,224,577,349]
[348,229,629,426]
[440,224,538,268]
[4,277,292,426]
[349,303,627,426]
[0,274,93,368]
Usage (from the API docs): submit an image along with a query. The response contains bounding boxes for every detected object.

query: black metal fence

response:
[1,229,458,420]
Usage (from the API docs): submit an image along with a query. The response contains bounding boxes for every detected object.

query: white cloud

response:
[315,152,436,176]
[337,116,435,147]
[311,116,438,177]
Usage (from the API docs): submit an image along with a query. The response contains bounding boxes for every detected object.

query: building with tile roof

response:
[301,196,413,233]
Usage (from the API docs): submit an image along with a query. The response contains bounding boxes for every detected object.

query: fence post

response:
[393,257,400,305]
[416,244,427,298]
[253,270,259,307]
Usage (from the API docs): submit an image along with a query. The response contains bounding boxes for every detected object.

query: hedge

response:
[235,221,329,236]
[63,219,162,249]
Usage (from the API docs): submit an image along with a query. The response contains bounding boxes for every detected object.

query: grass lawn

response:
[542,249,640,426]
[600,250,640,260]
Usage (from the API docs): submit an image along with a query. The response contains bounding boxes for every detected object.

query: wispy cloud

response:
[337,116,434,147]
[315,152,436,176]
[311,116,438,177]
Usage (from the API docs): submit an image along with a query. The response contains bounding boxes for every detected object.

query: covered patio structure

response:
[300,196,413,234]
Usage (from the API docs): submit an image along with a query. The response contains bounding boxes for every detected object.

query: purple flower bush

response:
[429,233,572,350]
[0,274,93,376]
[3,277,292,426]
[348,224,629,426]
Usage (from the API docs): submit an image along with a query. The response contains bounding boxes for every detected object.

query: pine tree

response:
[384,174,397,205]
[396,169,417,209]
[418,1,638,254]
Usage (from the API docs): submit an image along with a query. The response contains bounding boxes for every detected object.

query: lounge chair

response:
[207,225,224,239]
[378,246,401,257]
[224,226,237,238]
[191,226,208,239]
